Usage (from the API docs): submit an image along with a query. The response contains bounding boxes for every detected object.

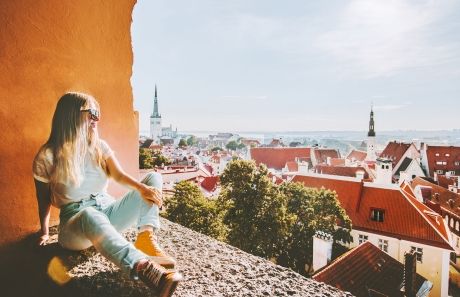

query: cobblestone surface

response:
[46,218,353,297]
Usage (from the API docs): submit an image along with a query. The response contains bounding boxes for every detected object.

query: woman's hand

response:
[139,184,163,207]
[37,233,49,246]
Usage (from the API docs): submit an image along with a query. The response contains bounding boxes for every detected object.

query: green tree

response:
[278,182,352,273]
[139,148,153,169]
[152,150,171,167]
[218,160,293,259]
[165,181,228,241]
[211,146,222,152]
[226,140,238,151]
[186,135,198,146]
[178,138,187,147]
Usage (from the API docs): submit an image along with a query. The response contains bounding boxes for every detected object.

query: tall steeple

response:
[152,84,161,118]
[368,104,375,137]
[150,84,162,142]
[365,104,377,161]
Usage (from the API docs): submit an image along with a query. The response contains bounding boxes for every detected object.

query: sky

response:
[131,0,460,133]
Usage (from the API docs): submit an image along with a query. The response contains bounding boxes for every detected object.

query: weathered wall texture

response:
[0,0,138,246]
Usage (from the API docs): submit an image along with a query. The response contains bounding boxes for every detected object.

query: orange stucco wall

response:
[0,0,138,246]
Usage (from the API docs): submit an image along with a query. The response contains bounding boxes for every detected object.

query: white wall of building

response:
[399,160,426,184]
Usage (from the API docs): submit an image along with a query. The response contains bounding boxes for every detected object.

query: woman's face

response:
[85,101,99,130]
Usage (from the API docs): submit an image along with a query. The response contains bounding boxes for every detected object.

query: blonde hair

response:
[41,92,107,187]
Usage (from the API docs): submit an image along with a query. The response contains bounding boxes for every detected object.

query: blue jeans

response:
[58,172,162,276]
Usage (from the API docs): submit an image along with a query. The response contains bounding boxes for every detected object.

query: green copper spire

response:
[152,84,161,118]
[368,105,375,137]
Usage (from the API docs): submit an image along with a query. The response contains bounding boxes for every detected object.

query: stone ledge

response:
[0,218,353,297]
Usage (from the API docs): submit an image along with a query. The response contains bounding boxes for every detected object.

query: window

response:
[436,170,444,174]
[445,153,450,157]
[358,234,368,245]
[370,209,385,222]
[435,153,440,156]
[378,239,389,253]
[436,161,447,165]
[410,246,423,262]
[455,162,460,166]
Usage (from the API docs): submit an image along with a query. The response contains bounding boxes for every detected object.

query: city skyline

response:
[131,0,460,133]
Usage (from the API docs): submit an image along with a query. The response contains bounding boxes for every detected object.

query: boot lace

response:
[141,261,164,286]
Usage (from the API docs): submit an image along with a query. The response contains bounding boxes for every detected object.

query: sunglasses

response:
[81,109,100,121]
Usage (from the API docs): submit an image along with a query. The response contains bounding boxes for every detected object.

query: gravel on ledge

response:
[7,218,354,297]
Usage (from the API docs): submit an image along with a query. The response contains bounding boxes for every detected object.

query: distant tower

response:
[150,85,162,142]
[366,105,377,161]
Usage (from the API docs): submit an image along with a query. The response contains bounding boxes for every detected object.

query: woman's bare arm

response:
[105,155,163,206]
[34,179,51,245]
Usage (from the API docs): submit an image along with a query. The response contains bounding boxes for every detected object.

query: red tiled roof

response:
[411,177,460,220]
[380,141,411,167]
[292,174,452,249]
[250,147,311,170]
[203,164,213,175]
[285,161,298,172]
[314,165,370,179]
[268,172,284,185]
[200,176,219,192]
[346,150,367,162]
[154,168,211,183]
[313,148,340,164]
[436,175,458,189]
[330,158,346,166]
[210,155,221,163]
[313,241,428,297]
[426,145,460,177]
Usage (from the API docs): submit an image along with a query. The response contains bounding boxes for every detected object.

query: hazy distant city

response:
[140,129,460,154]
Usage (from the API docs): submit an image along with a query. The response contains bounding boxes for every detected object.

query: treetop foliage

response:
[164,159,352,275]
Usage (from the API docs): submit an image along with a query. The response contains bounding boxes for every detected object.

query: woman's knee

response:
[141,172,163,188]
[79,207,107,227]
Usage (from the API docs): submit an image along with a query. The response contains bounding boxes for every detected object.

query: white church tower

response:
[150,85,162,143]
[365,106,377,161]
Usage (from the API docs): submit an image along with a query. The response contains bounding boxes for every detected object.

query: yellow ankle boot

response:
[134,230,176,269]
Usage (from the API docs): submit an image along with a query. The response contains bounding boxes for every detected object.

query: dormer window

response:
[371,208,385,222]
[445,153,450,157]
[455,162,460,166]
[435,153,440,156]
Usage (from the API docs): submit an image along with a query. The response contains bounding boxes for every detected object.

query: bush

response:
[139,148,153,169]
[164,181,228,241]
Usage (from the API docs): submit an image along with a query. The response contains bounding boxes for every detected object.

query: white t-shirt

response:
[32,140,114,208]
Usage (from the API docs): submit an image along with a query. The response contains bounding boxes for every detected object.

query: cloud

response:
[221,95,268,100]
[315,0,459,78]
[373,103,411,111]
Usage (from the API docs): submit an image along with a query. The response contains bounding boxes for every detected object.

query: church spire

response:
[152,84,161,118]
[367,105,375,137]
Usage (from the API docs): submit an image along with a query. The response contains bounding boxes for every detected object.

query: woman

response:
[32,92,182,297]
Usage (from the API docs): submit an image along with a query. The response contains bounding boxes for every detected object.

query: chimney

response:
[356,170,365,181]
[312,231,333,272]
[326,156,332,165]
[402,251,417,297]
